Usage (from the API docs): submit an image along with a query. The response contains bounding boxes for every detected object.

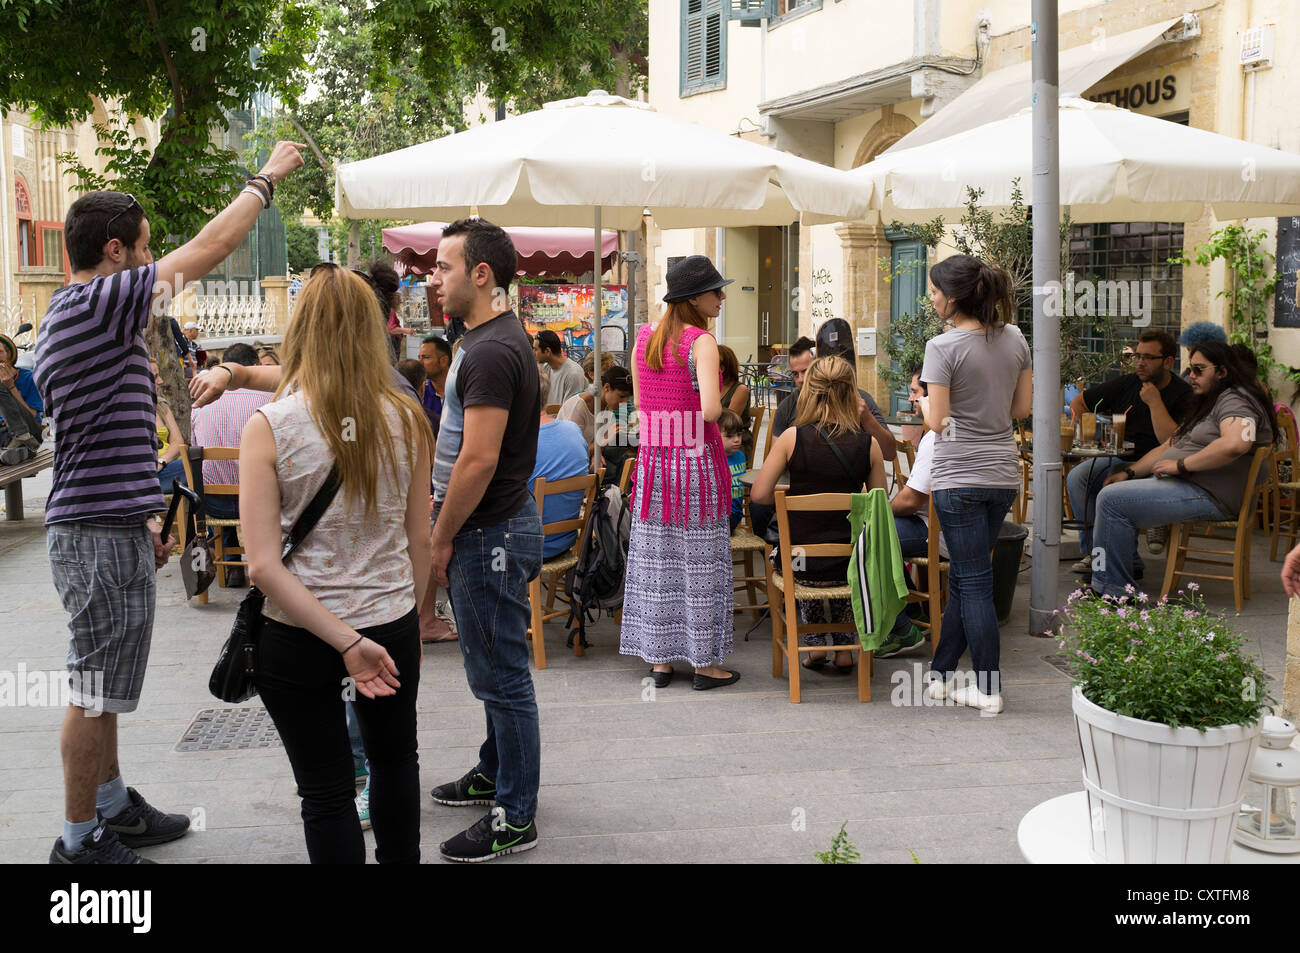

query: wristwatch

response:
[1177,458,1189,476]
[1123,467,1137,480]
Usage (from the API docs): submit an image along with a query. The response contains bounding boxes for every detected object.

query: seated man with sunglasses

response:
[1067,330,1193,578]
[36,142,308,864]
[1086,341,1275,599]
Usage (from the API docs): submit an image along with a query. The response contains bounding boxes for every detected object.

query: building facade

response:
[647,0,1300,408]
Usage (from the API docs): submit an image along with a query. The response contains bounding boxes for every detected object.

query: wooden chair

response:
[889,439,916,495]
[765,490,872,703]
[182,446,245,588]
[526,470,601,669]
[1160,446,1271,611]
[764,417,776,461]
[904,496,948,653]
[731,489,769,620]
[1270,406,1300,560]
[746,405,766,468]
[617,455,636,496]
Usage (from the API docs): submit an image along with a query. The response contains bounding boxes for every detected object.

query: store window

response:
[1068,221,1185,363]
[681,0,726,96]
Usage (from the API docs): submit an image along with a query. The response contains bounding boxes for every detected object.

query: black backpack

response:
[564,485,631,648]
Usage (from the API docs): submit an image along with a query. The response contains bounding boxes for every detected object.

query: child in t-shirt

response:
[719,410,747,534]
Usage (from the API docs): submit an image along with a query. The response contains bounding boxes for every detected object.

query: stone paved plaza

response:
[0,469,1292,863]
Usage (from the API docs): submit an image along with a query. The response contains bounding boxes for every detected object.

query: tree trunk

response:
[146,313,192,445]
[347,220,361,268]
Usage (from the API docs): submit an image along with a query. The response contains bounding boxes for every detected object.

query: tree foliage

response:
[372,0,649,111]
[284,219,319,273]
[883,182,1120,391]
[0,0,316,256]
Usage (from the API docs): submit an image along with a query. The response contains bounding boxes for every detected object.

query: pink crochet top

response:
[634,322,730,525]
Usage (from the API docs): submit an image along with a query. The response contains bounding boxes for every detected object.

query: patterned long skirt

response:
[619,444,734,668]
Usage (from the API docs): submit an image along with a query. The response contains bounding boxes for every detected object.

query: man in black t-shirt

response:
[426,218,545,864]
[1067,329,1193,573]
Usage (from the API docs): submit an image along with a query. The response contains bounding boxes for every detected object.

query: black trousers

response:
[257,606,421,863]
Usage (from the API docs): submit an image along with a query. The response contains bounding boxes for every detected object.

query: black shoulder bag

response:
[209,464,342,704]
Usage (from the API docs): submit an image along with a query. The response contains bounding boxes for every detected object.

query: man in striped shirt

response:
[37,141,306,865]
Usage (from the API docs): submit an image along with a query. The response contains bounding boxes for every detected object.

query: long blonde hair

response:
[644,300,709,371]
[793,356,861,437]
[276,265,433,515]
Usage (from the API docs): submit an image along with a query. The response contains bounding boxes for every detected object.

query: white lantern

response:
[1235,716,1300,854]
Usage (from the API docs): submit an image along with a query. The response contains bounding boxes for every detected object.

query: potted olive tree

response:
[1060,585,1272,863]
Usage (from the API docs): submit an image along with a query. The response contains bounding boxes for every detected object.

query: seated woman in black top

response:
[752,356,886,671]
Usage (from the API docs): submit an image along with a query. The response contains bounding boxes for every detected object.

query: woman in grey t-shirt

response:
[1090,341,1275,602]
[919,255,1033,714]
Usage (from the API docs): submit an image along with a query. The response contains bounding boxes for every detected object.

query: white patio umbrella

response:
[852,97,1300,223]
[853,93,1300,631]
[337,90,871,465]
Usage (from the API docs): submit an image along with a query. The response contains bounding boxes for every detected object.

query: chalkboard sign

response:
[1275,217,1300,328]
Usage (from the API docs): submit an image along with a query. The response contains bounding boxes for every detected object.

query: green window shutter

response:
[682,0,727,95]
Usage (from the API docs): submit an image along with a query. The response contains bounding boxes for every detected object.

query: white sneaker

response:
[950,684,1005,715]
[926,678,951,701]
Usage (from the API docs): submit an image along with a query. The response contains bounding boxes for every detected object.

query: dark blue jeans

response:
[446,497,544,827]
[931,487,1018,696]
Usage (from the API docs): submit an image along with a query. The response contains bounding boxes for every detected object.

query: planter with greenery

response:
[1059,585,1271,863]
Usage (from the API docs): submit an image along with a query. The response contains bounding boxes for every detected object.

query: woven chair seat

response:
[730,527,766,552]
[207,517,241,528]
[909,556,948,569]
[770,573,853,600]
[1276,481,1300,491]
[540,552,579,576]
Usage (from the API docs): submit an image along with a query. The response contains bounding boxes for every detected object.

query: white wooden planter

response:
[1072,687,1261,863]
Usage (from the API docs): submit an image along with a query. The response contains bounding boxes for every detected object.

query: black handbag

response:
[209,464,342,703]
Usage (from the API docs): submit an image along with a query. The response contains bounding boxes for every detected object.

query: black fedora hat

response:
[664,255,734,303]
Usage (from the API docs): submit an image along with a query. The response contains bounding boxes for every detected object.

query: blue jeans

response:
[158,459,185,495]
[1066,456,1144,572]
[446,498,544,826]
[1090,477,1229,598]
[931,487,1017,696]
[889,514,930,639]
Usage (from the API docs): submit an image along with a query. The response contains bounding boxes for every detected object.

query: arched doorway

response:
[15,174,33,267]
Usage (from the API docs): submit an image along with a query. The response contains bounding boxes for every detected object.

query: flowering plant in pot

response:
[1059,585,1272,864]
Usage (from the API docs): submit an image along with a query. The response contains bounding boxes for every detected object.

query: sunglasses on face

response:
[1133,352,1166,363]
[105,194,142,243]
[1187,363,1215,377]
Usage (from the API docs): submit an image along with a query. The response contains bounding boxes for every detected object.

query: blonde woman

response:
[240,263,434,864]
[752,356,886,671]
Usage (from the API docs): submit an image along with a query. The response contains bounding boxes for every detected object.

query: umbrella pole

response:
[1029,0,1062,634]
[593,208,604,473]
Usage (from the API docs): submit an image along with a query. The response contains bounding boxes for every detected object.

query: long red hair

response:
[644,300,710,371]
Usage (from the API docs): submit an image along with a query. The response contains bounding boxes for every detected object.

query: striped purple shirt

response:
[34,263,164,524]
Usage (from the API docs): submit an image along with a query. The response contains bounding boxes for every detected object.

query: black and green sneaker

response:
[874,624,928,659]
[430,768,496,807]
[439,810,537,863]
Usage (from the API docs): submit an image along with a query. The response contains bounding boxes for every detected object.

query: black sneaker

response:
[431,768,496,807]
[99,787,191,848]
[49,822,155,864]
[439,810,537,863]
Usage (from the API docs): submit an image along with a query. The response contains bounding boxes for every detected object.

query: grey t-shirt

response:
[1162,387,1273,516]
[547,358,587,404]
[920,324,1031,490]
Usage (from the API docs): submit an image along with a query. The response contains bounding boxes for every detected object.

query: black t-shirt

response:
[431,310,541,531]
[1081,371,1194,460]
[771,386,887,439]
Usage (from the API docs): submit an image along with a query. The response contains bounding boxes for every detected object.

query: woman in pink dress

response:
[622,256,739,691]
